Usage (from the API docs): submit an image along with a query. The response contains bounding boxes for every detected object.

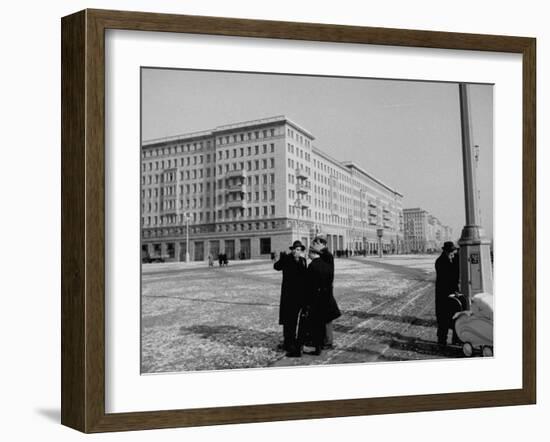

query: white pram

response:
[453,292,494,357]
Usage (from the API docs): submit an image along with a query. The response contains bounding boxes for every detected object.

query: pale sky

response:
[141,68,493,240]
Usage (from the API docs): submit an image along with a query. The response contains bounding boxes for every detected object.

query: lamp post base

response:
[458,225,493,308]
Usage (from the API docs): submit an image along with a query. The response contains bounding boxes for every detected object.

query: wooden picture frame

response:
[61,9,536,433]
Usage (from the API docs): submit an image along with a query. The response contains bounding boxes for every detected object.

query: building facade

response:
[141,116,404,262]
[403,208,453,253]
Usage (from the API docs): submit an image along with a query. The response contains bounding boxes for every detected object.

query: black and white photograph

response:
[140,68,494,374]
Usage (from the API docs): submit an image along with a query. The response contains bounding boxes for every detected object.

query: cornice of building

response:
[341,161,404,198]
[142,115,316,148]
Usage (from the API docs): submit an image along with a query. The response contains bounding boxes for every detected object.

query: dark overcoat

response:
[434,252,460,324]
[306,256,341,324]
[274,253,307,325]
[319,249,341,322]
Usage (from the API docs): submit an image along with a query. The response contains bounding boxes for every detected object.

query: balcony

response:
[383,207,390,213]
[225,183,246,194]
[296,198,310,208]
[226,199,247,209]
[295,167,310,180]
[368,209,378,216]
[368,201,377,208]
[226,168,247,179]
[296,181,311,194]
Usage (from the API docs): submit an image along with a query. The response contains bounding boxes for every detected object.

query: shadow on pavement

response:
[179,324,280,350]
[337,325,464,359]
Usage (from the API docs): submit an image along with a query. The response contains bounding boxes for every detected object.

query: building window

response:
[260,238,271,254]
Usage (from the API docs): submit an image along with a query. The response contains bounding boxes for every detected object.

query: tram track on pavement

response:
[322,280,433,364]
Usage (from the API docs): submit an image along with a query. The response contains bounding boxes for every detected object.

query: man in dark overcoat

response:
[297,245,340,356]
[312,235,340,349]
[435,241,460,345]
[274,240,307,357]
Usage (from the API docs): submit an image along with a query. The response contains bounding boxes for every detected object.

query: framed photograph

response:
[61,9,536,433]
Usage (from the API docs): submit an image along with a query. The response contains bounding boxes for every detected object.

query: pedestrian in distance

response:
[218,253,223,267]
[311,235,341,349]
[435,241,460,346]
[207,254,214,268]
[274,240,308,357]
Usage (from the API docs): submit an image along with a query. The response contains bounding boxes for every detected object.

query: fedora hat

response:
[442,241,457,252]
[289,240,305,251]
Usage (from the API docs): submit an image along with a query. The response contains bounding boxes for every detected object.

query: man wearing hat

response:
[435,241,460,345]
[274,240,307,357]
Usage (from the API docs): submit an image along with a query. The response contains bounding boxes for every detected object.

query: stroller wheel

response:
[482,346,493,357]
[463,342,473,357]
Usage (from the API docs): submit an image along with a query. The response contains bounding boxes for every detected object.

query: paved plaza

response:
[141,255,466,374]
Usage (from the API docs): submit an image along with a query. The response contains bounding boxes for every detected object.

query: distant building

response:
[141,115,404,261]
[403,208,453,253]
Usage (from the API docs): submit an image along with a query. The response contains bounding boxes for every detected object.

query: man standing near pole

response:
[435,241,460,346]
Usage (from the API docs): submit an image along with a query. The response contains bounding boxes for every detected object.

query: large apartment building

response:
[141,116,404,261]
[403,208,453,253]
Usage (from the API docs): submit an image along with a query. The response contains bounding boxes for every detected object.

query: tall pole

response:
[377,228,383,258]
[457,83,493,303]
[185,213,190,263]
[295,200,301,244]
[459,84,479,227]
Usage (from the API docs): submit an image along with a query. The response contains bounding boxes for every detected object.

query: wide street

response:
[141,254,466,374]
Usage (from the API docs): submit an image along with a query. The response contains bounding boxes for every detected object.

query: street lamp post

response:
[294,199,301,244]
[185,212,190,263]
[457,83,493,304]
[377,228,384,258]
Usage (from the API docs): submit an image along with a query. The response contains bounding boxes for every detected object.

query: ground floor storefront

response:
[142,226,404,262]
